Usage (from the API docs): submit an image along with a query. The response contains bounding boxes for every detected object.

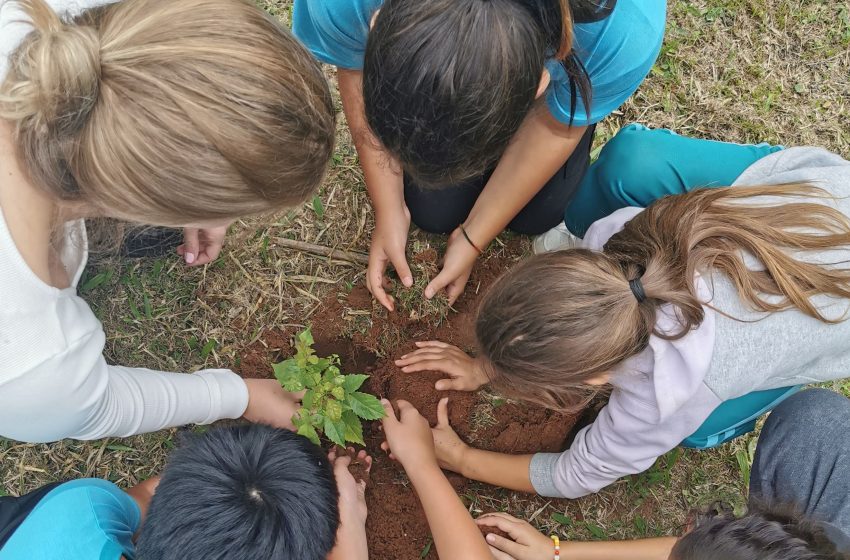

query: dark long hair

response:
[363,0,613,187]
[672,502,847,560]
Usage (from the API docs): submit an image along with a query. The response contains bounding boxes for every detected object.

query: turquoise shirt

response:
[293,0,667,126]
[0,479,140,560]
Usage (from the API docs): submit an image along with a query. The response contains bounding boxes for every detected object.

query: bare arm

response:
[338,69,412,310]
[433,398,536,492]
[381,400,492,560]
[479,512,677,560]
[426,109,587,302]
[465,109,587,247]
[410,463,494,560]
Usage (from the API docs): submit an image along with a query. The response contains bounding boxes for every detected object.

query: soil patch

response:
[237,242,582,559]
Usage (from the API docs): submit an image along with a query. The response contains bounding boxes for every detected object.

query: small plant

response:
[274,329,385,447]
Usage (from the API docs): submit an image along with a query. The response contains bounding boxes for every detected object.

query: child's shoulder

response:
[292,0,383,69]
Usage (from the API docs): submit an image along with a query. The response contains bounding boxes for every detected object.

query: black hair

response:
[136,424,339,560]
[671,502,847,560]
[363,0,613,187]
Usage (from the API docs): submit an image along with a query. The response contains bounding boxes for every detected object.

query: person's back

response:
[705,148,850,399]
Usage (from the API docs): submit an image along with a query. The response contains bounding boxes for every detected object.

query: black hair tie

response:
[629,277,647,304]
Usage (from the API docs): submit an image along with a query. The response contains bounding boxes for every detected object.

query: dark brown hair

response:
[672,501,846,560]
[476,184,850,411]
[363,0,597,187]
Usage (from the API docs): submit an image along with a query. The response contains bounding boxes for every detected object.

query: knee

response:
[591,124,673,207]
[762,389,850,444]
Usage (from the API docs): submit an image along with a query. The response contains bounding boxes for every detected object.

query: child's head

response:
[0,0,335,227]
[476,184,850,411]
[363,0,590,187]
[136,424,339,560]
[670,504,844,560]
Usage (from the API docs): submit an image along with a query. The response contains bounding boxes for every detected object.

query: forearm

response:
[327,516,369,560]
[459,448,536,493]
[464,109,586,244]
[408,464,492,560]
[337,69,404,214]
[561,537,678,560]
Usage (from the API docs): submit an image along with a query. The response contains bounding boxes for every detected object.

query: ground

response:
[2,0,849,551]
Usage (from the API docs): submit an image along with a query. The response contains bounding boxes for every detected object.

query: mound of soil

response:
[237,244,581,559]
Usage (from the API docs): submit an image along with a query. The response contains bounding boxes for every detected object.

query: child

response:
[479,389,850,559]
[396,144,850,498]
[0,425,372,560]
[0,0,335,442]
[293,0,666,308]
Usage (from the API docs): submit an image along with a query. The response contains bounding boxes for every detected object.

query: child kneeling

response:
[0,425,371,560]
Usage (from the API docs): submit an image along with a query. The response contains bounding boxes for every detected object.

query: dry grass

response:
[2,0,849,545]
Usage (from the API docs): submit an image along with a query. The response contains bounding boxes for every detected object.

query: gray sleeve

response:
[528,384,722,499]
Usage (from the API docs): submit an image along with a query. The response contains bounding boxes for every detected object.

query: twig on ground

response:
[272,238,369,266]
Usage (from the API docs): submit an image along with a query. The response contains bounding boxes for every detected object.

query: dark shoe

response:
[121,227,183,259]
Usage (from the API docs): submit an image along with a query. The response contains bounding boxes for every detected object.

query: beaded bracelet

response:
[551,535,560,560]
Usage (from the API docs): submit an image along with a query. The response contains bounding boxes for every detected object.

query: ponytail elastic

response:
[629,276,646,303]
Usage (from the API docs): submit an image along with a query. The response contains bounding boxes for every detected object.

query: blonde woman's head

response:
[0,0,335,226]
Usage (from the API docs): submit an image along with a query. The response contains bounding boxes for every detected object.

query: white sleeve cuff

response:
[195,369,249,424]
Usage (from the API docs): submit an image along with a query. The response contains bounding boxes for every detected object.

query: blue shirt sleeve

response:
[0,479,141,560]
[546,0,667,126]
[292,0,383,69]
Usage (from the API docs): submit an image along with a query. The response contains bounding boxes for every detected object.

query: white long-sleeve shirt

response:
[0,0,248,443]
[0,208,249,443]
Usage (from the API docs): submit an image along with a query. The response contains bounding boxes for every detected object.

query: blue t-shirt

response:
[293,0,667,126]
[0,479,140,560]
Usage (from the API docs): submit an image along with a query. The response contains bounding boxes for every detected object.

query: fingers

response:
[483,531,525,557]
[388,251,413,289]
[424,268,452,300]
[182,228,200,265]
[367,256,394,311]
[478,512,523,524]
[414,340,452,349]
[436,397,450,427]
[380,399,398,425]
[445,278,466,306]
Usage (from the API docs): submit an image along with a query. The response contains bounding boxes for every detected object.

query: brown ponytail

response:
[476,183,850,412]
[554,0,574,60]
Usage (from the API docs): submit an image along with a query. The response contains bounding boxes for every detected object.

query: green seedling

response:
[273,328,385,447]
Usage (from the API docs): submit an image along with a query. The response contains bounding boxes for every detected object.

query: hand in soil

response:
[379,399,438,468]
[242,379,303,430]
[395,341,489,391]
[424,226,477,306]
[476,513,555,560]
[329,447,372,523]
[367,206,413,311]
[431,397,470,473]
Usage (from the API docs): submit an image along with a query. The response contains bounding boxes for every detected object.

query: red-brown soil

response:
[237,244,581,559]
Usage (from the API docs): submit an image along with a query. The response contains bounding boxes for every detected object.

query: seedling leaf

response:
[297,422,320,445]
[342,411,365,445]
[342,374,369,393]
[347,392,385,420]
[324,416,347,447]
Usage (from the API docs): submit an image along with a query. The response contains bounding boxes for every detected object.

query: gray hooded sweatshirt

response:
[530,147,850,498]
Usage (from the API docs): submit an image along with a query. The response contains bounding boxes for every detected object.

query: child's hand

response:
[395,341,490,391]
[424,226,477,306]
[380,399,438,468]
[178,223,230,266]
[328,448,371,560]
[432,398,470,473]
[329,447,372,525]
[242,379,303,431]
[476,513,554,560]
